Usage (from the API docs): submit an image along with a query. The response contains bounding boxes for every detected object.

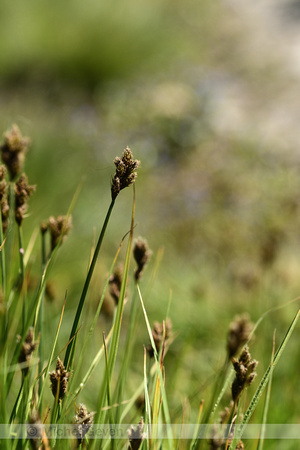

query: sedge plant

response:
[0,124,300,450]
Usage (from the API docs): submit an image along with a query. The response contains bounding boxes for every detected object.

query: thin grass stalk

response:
[5,182,15,288]
[229,308,300,449]
[0,351,8,430]
[36,294,67,413]
[90,193,135,450]
[19,373,29,426]
[103,332,115,449]
[64,198,115,371]
[5,229,39,349]
[11,363,37,430]
[0,214,8,437]
[0,212,6,297]
[151,371,162,448]
[102,194,134,377]
[137,284,173,449]
[37,229,47,412]
[9,383,23,424]
[18,226,26,337]
[256,331,276,450]
[114,287,139,425]
[50,385,62,448]
[151,323,168,449]
[63,239,125,416]
[143,346,151,450]
[67,325,114,414]
[226,398,242,450]
[190,400,204,446]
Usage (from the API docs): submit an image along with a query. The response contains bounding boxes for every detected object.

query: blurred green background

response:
[1,1,300,447]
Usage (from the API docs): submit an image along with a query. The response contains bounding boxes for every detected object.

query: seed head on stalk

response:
[74,403,94,447]
[0,165,9,233]
[14,173,36,226]
[0,124,30,180]
[49,357,70,403]
[227,314,253,359]
[231,346,258,402]
[18,327,38,375]
[47,215,72,251]
[133,237,152,282]
[128,417,146,450]
[111,147,140,200]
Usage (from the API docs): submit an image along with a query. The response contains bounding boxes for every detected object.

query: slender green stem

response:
[18,226,26,336]
[64,198,115,370]
[115,286,139,424]
[62,238,125,417]
[5,182,16,291]
[103,332,115,449]
[0,214,7,348]
[38,230,47,413]
[90,193,135,450]
[0,213,6,296]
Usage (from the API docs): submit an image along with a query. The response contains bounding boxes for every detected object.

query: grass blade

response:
[256,331,276,450]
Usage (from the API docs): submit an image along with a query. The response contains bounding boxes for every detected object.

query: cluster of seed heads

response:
[18,327,38,375]
[0,125,36,230]
[109,264,126,305]
[41,215,72,252]
[111,147,140,200]
[227,314,253,359]
[231,346,258,402]
[128,417,146,450]
[0,124,30,180]
[49,357,70,403]
[74,403,94,447]
[133,237,152,282]
[0,165,9,233]
[14,174,36,226]
[147,318,172,358]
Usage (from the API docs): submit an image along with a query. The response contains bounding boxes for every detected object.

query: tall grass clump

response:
[0,124,299,450]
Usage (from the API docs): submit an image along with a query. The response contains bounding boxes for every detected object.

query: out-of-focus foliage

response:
[0,0,197,88]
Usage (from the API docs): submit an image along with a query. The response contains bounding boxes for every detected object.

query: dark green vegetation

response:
[0,1,300,449]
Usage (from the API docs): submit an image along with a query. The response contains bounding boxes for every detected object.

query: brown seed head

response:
[109,264,127,305]
[227,313,253,359]
[111,147,140,200]
[231,346,258,402]
[0,165,9,233]
[18,327,38,375]
[128,417,146,450]
[219,401,234,425]
[49,357,70,402]
[48,215,72,251]
[147,318,172,358]
[0,125,30,179]
[74,403,94,446]
[28,410,44,450]
[14,173,36,226]
[133,237,152,282]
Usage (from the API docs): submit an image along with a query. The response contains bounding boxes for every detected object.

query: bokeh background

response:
[1,1,300,447]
